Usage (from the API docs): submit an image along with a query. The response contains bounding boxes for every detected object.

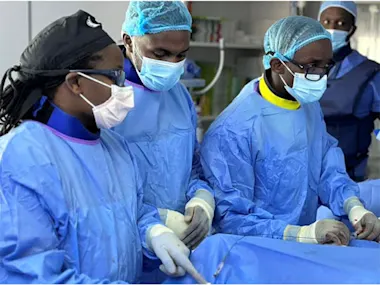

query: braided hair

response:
[0,54,102,136]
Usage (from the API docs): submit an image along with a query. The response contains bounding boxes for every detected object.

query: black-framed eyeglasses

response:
[70,69,126,87]
[285,57,335,81]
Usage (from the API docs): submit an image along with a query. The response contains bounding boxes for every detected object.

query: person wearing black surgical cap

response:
[0,10,204,284]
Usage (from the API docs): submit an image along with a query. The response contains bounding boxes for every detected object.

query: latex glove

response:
[181,190,215,249]
[284,219,351,245]
[158,208,189,238]
[353,213,380,241]
[314,219,351,245]
[345,197,380,241]
[147,224,208,283]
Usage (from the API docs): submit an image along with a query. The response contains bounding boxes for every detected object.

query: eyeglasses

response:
[285,58,334,81]
[70,69,126,87]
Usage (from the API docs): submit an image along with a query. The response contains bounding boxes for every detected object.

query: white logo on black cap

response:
[86,16,101,28]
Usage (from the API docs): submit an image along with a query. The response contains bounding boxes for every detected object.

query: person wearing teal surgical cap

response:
[318,1,380,182]
[115,1,215,251]
[0,10,200,283]
[201,16,380,245]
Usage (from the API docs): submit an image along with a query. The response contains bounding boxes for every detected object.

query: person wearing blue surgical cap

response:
[201,16,380,245]
[0,10,201,283]
[115,0,214,251]
[318,1,380,182]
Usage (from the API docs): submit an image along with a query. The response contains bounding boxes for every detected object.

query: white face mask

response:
[77,72,134,129]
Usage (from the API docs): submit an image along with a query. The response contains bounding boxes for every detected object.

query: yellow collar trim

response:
[259,77,300,110]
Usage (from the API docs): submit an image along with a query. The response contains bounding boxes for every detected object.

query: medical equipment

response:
[192,38,224,96]
[182,38,225,141]
[213,236,246,278]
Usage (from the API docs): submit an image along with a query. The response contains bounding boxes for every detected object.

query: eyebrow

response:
[156,47,190,54]
[304,59,333,66]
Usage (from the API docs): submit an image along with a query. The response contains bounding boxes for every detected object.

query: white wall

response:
[1,1,291,73]
[191,1,251,31]
[31,1,129,43]
[247,1,291,36]
[0,1,29,76]
[0,1,129,77]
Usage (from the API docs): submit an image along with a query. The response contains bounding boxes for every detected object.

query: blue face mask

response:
[135,55,185,92]
[326,29,349,52]
[279,60,327,105]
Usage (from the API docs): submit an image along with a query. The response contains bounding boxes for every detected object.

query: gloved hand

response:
[181,190,215,249]
[182,206,209,249]
[345,197,380,242]
[147,224,208,283]
[284,219,351,245]
[353,213,380,241]
[158,208,189,238]
[314,219,351,245]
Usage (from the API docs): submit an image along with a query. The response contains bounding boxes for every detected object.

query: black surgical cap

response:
[19,9,114,77]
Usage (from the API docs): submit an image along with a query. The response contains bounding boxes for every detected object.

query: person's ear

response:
[270,58,286,75]
[123,34,133,53]
[65,72,81,95]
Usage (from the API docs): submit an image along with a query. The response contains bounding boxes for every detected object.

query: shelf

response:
[180,78,206,88]
[190,41,262,50]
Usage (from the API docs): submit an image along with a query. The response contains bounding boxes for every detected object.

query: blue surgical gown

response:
[330,49,380,178]
[200,78,359,240]
[113,72,212,213]
[0,119,161,283]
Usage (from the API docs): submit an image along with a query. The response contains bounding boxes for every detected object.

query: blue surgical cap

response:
[122,1,192,37]
[263,16,331,70]
[318,1,357,20]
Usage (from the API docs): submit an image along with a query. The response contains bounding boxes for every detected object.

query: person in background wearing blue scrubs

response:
[201,16,380,245]
[116,1,214,250]
[318,1,380,182]
[0,10,202,283]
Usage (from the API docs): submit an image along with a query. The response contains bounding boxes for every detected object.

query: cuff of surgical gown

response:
[283,224,318,244]
[283,225,301,242]
[344,196,371,225]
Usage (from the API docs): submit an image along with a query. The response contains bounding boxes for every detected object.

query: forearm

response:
[218,208,290,240]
